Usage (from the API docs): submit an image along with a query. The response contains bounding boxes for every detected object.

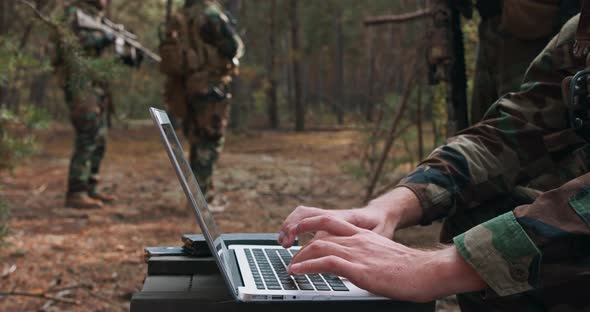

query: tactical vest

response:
[159,0,237,83]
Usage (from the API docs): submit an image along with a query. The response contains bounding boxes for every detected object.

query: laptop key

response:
[312,283,328,288]
[331,286,349,291]
[267,285,282,290]
[327,280,345,286]
[298,284,315,291]
[316,285,331,291]
[282,284,297,290]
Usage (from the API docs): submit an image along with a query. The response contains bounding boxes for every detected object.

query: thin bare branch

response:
[364,69,417,203]
[17,0,56,29]
[364,9,431,26]
[0,291,80,305]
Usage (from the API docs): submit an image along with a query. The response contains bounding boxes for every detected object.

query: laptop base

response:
[132,245,436,312]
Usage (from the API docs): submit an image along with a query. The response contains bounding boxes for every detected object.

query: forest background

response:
[0,0,480,202]
[0,0,483,264]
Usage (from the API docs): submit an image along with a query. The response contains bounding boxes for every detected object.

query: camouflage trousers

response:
[441,187,590,312]
[66,88,109,195]
[184,94,230,196]
[470,16,551,124]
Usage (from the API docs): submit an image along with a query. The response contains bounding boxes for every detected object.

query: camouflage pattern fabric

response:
[185,90,230,195]
[163,0,241,195]
[470,15,552,124]
[470,1,580,125]
[66,86,108,194]
[55,3,113,195]
[397,14,590,310]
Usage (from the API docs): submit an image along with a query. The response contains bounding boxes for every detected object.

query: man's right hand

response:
[278,187,422,248]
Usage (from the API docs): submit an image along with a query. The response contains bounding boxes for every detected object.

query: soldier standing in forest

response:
[55,0,142,209]
[159,0,244,202]
[470,0,580,123]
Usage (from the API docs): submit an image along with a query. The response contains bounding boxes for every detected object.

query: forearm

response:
[365,186,423,229]
[424,246,487,299]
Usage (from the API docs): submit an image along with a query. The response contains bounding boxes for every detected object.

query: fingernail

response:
[278,231,284,243]
[290,263,301,274]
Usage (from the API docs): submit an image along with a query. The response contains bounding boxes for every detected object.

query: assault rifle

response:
[75,9,161,63]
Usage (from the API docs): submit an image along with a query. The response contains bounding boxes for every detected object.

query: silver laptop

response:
[150,107,385,302]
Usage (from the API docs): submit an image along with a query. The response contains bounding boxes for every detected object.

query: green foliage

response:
[0,109,39,170]
[0,39,52,89]
[111,66,164,119]
[50,19,122,99]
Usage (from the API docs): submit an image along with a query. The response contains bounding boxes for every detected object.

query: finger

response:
[291,240,352,266]
[292,215,360,239]
[280,206,324,247]
[312,234,357,247]
[277,230,285,245]
[289,255,357,278]
[312,230,330,240]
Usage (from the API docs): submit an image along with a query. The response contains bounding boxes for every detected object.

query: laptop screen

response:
[150,108,236,294]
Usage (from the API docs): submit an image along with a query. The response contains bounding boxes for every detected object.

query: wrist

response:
[366,187,422,229]
[426,247,487,299]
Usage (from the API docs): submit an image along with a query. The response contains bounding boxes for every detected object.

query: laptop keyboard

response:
[244,248,349,292]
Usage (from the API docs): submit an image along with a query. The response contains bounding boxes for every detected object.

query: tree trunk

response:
[29,74,50,108]
[0,0,9,109]
[267,0,279,129]
[444,0,469,135]
[0,1,7,35]
[365,28,375,122]
[165,0,173,25]
[416,85,424,160]
[333,5,344,125]
[290,0,304,131]
[226,0,242,130]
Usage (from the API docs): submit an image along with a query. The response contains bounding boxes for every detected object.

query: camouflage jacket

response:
[398,14,590,301]
[52,2,112,103]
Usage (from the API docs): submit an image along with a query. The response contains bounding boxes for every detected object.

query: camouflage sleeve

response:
[396,15,586,225]
[201,5,241,60]
[454,173,590,296]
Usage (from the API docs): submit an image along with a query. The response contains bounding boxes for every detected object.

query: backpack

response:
[158,12,200,77]
[500,0,561,40]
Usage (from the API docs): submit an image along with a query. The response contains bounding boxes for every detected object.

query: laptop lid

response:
[149,107,238,298]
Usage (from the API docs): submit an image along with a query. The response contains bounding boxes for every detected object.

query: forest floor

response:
[0,122,457,312]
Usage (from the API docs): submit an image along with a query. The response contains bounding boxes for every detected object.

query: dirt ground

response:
[0,122,457,311]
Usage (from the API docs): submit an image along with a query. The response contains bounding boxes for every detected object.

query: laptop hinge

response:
[228,249,244,292]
